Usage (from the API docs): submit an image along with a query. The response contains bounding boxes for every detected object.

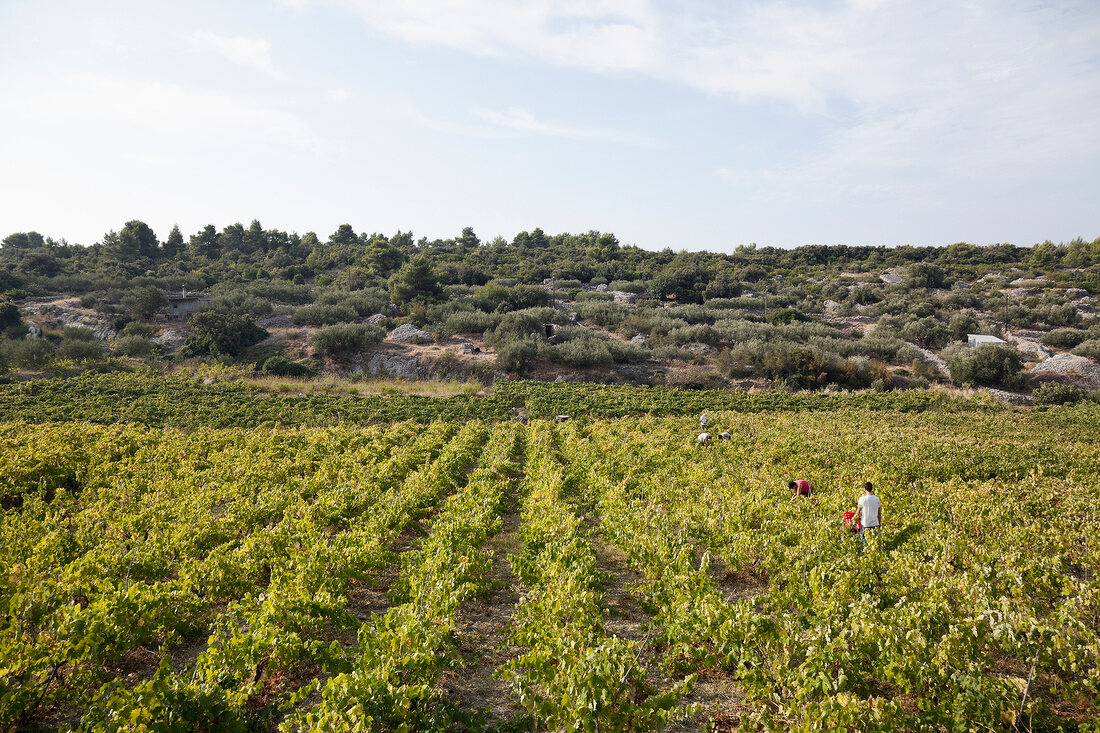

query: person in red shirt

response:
[789,479,814,499]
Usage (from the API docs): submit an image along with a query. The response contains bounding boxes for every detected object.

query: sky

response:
[1,0,1098,253]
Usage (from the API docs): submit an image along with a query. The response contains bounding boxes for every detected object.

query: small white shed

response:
[967,334,1006,348]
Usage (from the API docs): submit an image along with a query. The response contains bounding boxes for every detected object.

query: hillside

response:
[3,225,1100,401]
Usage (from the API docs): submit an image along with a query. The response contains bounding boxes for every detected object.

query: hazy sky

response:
[1,0,1098,252]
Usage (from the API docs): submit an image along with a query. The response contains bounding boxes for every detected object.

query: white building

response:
[967,334,1006,348]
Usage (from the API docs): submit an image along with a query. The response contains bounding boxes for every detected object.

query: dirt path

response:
[436,500,526,727]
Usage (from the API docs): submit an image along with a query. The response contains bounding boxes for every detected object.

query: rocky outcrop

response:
[905,343,948,377]
[387,323,432,343]
[365,353,424,378]
[152,329,187,353]
[1003,334,1052,361]
[1030,354,1100,391]
[366,313,387,325]
[22,303,116,340]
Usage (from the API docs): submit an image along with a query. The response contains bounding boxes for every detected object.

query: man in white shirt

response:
[854,482,882,545]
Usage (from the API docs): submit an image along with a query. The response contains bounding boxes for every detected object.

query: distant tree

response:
[388,254,442,304]
[457,226,480,249]
[123,286,169,319]
[362,236,406,277]
[2,232,45,251]
[948,310,980,341]
[116,220,160,260]
[18,251,62,277]
[328,223,358,246]
[190,224,220,259]
[905,262,946,289]
[901,316,950,350]
[163,225,184,259]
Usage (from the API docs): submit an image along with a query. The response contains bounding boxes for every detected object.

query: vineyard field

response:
[1,407,1098,731]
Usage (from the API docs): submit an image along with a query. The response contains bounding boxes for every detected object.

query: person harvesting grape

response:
[854,481,882,543]
[789,479,814,499]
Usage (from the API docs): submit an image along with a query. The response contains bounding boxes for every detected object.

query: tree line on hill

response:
[2,221,1099,398]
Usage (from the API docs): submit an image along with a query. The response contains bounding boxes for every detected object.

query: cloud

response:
[476,107,652,145]
[330,0,659,72]
[328,88,353,102]
[3,73,319,152]
[188,30,281,77]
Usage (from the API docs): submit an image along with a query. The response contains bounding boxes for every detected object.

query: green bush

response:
[8,338,54,368]
[946,343,1025,390]
[495,336,541,374]
[114,335,154,357]
[262,355,313,377]
[900,317,949,350]
[1032,382,1088,406]
[549,336,612,367]
[1041,328,1087,348]
[309,323,385,360]
[1071,339,1100,362]
[184,312,268,357]
[445,310,501,334]
[574,300,628,328]
[292,303,359,326]
[58,338,104,363]
[62,326,97,342]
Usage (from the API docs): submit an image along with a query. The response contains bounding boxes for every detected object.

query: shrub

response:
[607,339,647,363]
[667,324,720,346]
[766,308,808,325]
[609,280,647,294]
[9,338,54,368]
[262,355,313,377]
[946,343,1025,390]
[575,300,628,328]
[207,289,273,318]
[62,326,97,342]
[185,312,268,357]
[948,311,981,341]
[1032,382,1088,406]
[121,320,156,338]
[549,336,612,368]
[58,338,104,362]
[445,310,501,334]
[122,286,168,319]
[292,303,359,326]
[1041,328,1087,348]
[900,317,950,350]
[0,301,22,331]
[495,336,541,373]
[1071,339,1100,362]
[309,323,385,360]
[114,335,154,357]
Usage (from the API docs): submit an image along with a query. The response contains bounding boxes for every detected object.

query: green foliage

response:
[113,335,154,357]
[6,338,53,368]
[1032,382,1088,406]
[122,285,168,319]
[1071,339,1100,362]
[905,262,947,289]
[0,301,21,332]
[261,355,312,377]
[388,254,442,304]
[308,323,384,360]
[900,316,950,349]
[946,343,1026,390]
[1041,327,1087,348]
[494,335,541,374]
[292,302,358,326]
[57,337,103,363]
[185,312,268,357]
